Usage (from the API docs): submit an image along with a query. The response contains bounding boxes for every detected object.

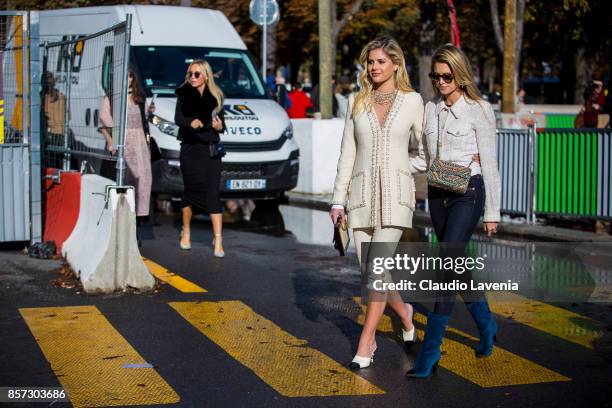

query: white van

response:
[37,5,299,200]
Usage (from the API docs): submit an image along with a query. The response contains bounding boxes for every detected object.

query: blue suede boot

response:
[406,312,450,378]
[466,301,497,357]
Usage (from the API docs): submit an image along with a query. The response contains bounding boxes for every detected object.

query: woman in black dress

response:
[175,59,226,257]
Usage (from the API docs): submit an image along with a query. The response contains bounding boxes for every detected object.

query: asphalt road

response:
[1,205,611,408]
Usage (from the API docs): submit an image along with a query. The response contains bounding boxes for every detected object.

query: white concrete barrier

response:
[292,118,345,195]
[62,174,154,293]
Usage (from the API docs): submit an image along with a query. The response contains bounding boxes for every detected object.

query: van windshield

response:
[132,46,266,99]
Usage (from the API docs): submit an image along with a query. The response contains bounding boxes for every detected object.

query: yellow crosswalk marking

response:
[170,300,385,397]
[19,306,180,408]
[143,257,206,293]
[353,298,570,387]
[488,291,603,349]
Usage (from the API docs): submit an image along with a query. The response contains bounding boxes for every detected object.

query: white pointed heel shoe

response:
[212,234,225,258]
[180,227,191,250]
[402,303,418,351]
[402,326,419,351]
[349,343,377,370]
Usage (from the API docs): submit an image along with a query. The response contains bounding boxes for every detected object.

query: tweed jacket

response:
[331,90,427,229]
[423,96,501,222]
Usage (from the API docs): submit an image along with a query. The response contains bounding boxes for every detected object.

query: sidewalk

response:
[287,192,612,243]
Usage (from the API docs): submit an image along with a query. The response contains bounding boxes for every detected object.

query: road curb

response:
[287,192,612,243]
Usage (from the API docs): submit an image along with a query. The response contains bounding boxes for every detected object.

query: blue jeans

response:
[428,175,486,315]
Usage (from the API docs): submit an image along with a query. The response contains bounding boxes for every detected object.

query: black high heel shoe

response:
[406,360,439,379]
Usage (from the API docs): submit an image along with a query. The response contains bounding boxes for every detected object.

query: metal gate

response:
[41,17,131,186]
[0,11,41,243]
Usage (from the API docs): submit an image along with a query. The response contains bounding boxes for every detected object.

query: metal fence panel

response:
[0,144,29,241]
[42,20,130,182]
[1,12,30,242]
[536,129,610,219]
[1,13,28,144]
[497,128,531,215]
[597,131,611,218]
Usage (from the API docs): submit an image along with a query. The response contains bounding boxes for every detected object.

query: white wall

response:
[291,118,345,195]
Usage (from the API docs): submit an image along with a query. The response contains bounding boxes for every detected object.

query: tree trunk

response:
[418,5,435,102]
[489,0,504,54]
[331,0,363,82]
[514,0,525,92]
[331,0,337,78]
[501,0,516,113]
[318,0,333,118]
[574,48,592,105]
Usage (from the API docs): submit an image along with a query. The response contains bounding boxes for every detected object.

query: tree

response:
[490,0,525,108]
[319,0,333,117]
[331,0,363,77]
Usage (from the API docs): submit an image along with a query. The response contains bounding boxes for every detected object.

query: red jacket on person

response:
[287,89,313,119]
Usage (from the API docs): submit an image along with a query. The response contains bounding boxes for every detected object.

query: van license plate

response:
[227,179,267,190]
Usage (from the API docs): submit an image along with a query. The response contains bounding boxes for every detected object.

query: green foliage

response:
[9,0,609,88]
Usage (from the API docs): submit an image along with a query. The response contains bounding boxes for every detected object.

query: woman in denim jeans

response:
[407,44,501,378]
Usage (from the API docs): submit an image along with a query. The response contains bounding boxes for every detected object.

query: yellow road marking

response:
[353,298,570,387]
[143,257,206,293]
[488,291,604,350]
[19,306,180,408]
[170,300,385,397]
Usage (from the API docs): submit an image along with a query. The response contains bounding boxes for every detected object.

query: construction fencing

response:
[0,11,38,242]
[41,17,131,185]
[497,126,612,221]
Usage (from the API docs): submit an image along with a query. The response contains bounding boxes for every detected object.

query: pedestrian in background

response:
[584,80,605,127]
[407,44,501,379]
[334,75,355,119]
[98,67,152,228]
[273,69,291,111]
[42,72,65,145]
[174,59,226,258]
[312,76,339,116]
[330,36,427,370]
[287,82,313,118]
[42,72,66,167]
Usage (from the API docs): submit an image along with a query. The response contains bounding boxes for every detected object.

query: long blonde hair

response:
[352,36,413,117]
[185,59,224,112]
[430,44,481,102]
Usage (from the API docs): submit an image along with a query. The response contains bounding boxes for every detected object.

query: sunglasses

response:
[429,72,454,83]
[188,71,203,79]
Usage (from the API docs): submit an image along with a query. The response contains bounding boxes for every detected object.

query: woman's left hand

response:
[484,222,498,236]
[212,116,223,131]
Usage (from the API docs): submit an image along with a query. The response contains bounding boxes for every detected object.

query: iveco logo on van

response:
[225,127,262,135]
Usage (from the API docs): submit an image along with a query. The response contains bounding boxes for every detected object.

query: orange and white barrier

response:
[62,174,154,293]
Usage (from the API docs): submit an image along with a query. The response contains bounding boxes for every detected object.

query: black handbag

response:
[209,142,226,158]
[333,219,350,256]
[148,135,162,162]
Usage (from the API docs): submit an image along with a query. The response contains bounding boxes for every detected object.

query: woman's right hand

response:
[190,118,204,129]
[330,207,346,225]
[106,142,116,155]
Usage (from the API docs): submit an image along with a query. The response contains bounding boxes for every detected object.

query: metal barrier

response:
[496,126,611,221]
[496,128,533,217]
[0,144,29,241]
[0,12,41,242]
[41,17,131,185]
[536,129,611,219]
